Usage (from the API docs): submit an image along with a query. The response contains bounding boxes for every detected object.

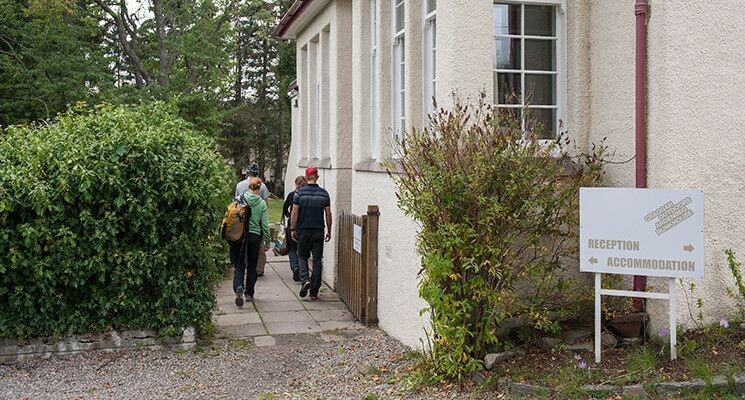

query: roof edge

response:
[274,0,313,38]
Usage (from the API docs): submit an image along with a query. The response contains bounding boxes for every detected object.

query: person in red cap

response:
[289,167,332,300]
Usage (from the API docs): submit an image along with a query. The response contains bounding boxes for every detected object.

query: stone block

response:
[654,379,706,397]
[254,335,277,347]
[538,337,562,350]
[510,382,547,397]
[562,328,593,344]
[734,373,745,394]
[622,384,649,399]
[484,351,519,370]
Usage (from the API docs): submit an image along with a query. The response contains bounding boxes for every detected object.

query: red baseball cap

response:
[305,167,318,177]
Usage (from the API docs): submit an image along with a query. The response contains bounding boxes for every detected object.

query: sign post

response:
[580,188,704,363]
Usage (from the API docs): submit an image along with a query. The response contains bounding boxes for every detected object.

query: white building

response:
[277,0,745,348]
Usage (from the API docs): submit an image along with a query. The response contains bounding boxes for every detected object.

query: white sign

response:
[353,224,362,254]
[580,187,704,279]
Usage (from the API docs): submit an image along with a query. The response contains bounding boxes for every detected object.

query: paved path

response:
[214,252,363,345]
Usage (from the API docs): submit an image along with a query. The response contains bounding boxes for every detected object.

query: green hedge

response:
[0,103,233,338]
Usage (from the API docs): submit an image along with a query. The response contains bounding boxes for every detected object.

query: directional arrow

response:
[589,257,598,265]
[683,244,694,253]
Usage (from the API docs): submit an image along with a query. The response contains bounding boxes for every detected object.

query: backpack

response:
[221,199,252,243]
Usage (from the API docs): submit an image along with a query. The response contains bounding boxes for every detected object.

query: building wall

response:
[641,1,745,332]
[579,0,745,331]
[287,0,745,347]
[291,1,354,289]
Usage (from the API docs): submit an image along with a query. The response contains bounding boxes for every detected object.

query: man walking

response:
[282,175,306,282]
[235,162,269,276]
[290,167,332,300]
[235,162,269,201]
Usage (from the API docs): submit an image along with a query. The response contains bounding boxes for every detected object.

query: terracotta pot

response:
[609,312,647,339]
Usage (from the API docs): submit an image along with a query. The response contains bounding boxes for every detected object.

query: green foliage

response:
[0,0,112,126]
[626,346,657,375]
[0,103,233,338]
[389,96,606,381]
[724,249,745,319]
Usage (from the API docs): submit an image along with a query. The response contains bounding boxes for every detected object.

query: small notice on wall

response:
[353,224,362,254]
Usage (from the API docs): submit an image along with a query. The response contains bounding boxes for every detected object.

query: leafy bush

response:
[390,96,605,380]
[0,103,232,338]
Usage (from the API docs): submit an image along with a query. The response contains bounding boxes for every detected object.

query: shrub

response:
[0,103,233,338]
[390,95,605,380]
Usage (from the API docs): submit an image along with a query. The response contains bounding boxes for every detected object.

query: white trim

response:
[370,0,379,159]
[422,1,437,119]
[392,0,406,154]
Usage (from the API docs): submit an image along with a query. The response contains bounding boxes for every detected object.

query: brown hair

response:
[249,177,263,191]
[295,175,306,186]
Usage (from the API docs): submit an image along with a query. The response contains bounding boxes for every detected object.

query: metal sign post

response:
[594,273,677,363]
[580,188,704,364]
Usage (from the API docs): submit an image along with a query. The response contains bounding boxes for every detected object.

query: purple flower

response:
[658,327,670,338]
[720,318,730,328]
[578,360,588,369]
[573,353,583,361]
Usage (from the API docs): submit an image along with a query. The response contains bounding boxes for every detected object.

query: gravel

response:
[0,329,494,399]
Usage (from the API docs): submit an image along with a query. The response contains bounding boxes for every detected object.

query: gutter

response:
[274,0,313,38]
[633,0,649,311]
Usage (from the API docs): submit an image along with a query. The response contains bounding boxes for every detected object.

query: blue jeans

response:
[297,231,324,296]
[288,247,299,273]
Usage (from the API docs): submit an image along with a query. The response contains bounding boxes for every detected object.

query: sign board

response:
[580,187,704,279]
[353,224,363,254]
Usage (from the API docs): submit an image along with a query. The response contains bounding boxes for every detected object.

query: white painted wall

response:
[285,0,745,347]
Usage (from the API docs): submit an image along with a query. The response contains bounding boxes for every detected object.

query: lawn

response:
[267,198,284,225]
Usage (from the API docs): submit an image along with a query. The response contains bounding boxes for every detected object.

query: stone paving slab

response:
[265,321,323,335]
[254,300,306,312]
[253,335,277,347]
[214,312,262,326]
[261,311,317,323]
[215,251,358,342]
[216,323,268,339]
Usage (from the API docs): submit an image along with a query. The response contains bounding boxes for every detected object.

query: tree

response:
[0,0,112,126]
[221,0,295,192]
[93,0,236,133]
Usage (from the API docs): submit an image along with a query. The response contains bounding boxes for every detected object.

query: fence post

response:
[364,205,379,325]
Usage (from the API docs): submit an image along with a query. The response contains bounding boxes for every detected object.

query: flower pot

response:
[609,312,647,339]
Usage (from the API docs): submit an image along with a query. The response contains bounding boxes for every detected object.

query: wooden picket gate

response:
[335,205,379,325]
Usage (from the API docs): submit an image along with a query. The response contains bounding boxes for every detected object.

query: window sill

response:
[353,159,404,175]
[298,158,332,169]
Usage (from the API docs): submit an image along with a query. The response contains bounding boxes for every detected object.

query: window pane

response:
[395,2,405,32]
[493,4,520,36]
[494,72,521,105]
[526,108,556,139]
[525,39,555,71]
[524,5,555,36]
[426,0,436,14]
[494,38,520,70]
[524,74,555,106]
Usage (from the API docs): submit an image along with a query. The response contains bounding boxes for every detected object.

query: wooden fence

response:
[336,205,379,325]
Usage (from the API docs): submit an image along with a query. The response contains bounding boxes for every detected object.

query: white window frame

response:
[370,0,380,159]
[315,39,322,158]
[392,0,406,153]
[423,1,436,118]
[492,0,567,141]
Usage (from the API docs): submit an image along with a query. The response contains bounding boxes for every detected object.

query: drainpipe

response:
[632,0,649,312]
